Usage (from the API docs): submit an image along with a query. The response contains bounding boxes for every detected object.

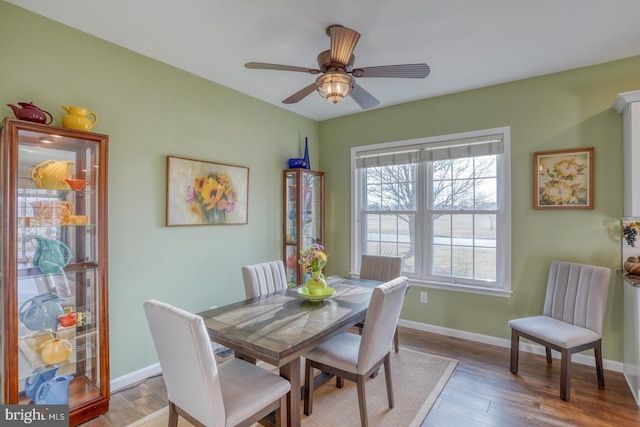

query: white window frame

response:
[350,127,512,297]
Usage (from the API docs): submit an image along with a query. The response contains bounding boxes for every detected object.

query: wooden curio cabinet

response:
[0,118,109,425]
[283,168,325,286]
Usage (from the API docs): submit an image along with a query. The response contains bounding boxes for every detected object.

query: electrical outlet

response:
[420,291,428,303]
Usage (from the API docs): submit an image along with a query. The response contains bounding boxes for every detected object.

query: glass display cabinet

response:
[0,118,109,425]
[283,168,324,286]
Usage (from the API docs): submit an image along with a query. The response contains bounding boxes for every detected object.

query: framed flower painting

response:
[533,148,594,210]
[166,156,249,226]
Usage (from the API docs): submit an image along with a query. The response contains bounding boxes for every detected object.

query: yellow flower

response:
[554,159,579,178]
[544,181,573,204]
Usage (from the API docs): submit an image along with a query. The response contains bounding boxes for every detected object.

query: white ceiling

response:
[8,0,640,121]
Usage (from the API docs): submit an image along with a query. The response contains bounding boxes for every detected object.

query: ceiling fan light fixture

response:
[316,71,355,104]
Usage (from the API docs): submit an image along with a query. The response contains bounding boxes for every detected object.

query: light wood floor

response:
[81,327,640,426]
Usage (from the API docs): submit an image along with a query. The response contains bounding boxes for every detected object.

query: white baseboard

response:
[109,321,623,392]
[110,363,162,392]
[398,319,624,373]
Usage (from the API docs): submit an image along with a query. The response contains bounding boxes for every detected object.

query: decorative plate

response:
[297,287,336,302]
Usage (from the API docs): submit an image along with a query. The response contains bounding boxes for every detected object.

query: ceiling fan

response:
[245,25,430,109]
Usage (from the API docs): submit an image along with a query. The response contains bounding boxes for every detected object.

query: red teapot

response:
[7,102,53,124]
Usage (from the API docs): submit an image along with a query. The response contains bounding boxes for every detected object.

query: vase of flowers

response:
[299,244,328,295]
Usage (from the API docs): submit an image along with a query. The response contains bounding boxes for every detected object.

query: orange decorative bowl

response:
[64,178,90,191]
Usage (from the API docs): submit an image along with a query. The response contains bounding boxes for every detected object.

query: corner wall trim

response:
[398,319,623,373]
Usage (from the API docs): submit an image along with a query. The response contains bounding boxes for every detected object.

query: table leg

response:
[234,350,257,364]
[280,357,301,427]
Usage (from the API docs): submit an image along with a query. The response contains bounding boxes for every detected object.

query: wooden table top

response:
[199,276,382,366]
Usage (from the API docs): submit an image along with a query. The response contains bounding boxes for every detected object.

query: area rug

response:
[127,347,457,427]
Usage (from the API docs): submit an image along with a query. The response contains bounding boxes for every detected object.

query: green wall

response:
[0,2,319,378]
[2,0,638,381]
[320,54,640,362]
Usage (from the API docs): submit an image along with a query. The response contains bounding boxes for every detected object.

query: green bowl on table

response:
[297,286,336,302]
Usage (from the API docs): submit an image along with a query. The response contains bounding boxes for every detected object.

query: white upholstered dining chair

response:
[303,276,409,427]
[144,300,291,427]
[242,260,288,298]
[508,260,611,401]
[357,255,403,352]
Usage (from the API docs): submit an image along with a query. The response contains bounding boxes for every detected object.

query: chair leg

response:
[356,374,368,427]
[275,395,287,427]
[393,327,399,353]
[336,376,344,388]
[168,401,179,427]
[546,347,553,365]
[383,353,394,408]
[594,340,605,389]
[560,348,571,401]
[510,328,519,374]
[304,359,314,415]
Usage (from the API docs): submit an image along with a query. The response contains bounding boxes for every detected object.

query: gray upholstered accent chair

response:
[508,260,611,401]
[242,260,288,298]
[144,300,291,427]
[357,255,403,352]
[303,276,409,427]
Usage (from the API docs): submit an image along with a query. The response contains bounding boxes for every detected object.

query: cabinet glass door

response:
[1,118,109,424]
[283,169,324,285]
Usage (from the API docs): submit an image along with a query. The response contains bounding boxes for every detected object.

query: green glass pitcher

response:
[31,236,72,274]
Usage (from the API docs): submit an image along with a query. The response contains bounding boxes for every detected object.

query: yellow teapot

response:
[40,331,72,365]
[31,160,75,190]
[61,106,98,131]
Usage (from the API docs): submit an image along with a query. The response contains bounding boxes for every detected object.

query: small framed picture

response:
[533,148,594,210]
[166,156,249,226]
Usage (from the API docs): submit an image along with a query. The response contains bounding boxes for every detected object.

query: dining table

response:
[197,275,383,427]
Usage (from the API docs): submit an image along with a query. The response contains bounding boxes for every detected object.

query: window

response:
[351,127,511,296]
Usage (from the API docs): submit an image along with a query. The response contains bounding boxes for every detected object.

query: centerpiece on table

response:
[299,244,328,296]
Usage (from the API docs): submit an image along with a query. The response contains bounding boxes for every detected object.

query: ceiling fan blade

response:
[352,63,430,79]
[350,84,380,110]
[329,25,360,65]
[282,83,318,104]
[245,62,321,74]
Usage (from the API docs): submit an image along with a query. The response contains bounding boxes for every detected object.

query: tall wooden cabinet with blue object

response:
[0,118,109,425]
[283,168,325,286]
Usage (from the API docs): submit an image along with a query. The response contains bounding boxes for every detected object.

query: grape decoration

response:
[623,224,638,247]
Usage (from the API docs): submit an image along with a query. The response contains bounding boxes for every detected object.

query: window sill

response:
[348,273,512,298]
[408,278,512,298]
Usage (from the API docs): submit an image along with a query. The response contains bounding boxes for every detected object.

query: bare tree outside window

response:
[363,155,497,280]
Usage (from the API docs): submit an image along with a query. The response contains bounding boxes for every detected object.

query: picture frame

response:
[166,156,249,226]
[533,147,594,210]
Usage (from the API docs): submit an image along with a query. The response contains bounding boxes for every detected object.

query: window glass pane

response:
[432,245,451,276]
[365,165,416,211]
[366,241,380,255]
[452,214,473,243]
[475,214,496,244]
[476,177,497,209]
[433,160,451,180]
[452,246,474,278]
[452,158,473,179]
[474,247,496,281]
[380,214,398,242]
[433,180,452,210]
[398,243,415,273]
[475,155,497,178]
[366,183,382,210]
[433,214,451,245]
[452,179,474,209]
[365,214,381,241]
[366,167,382,184]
